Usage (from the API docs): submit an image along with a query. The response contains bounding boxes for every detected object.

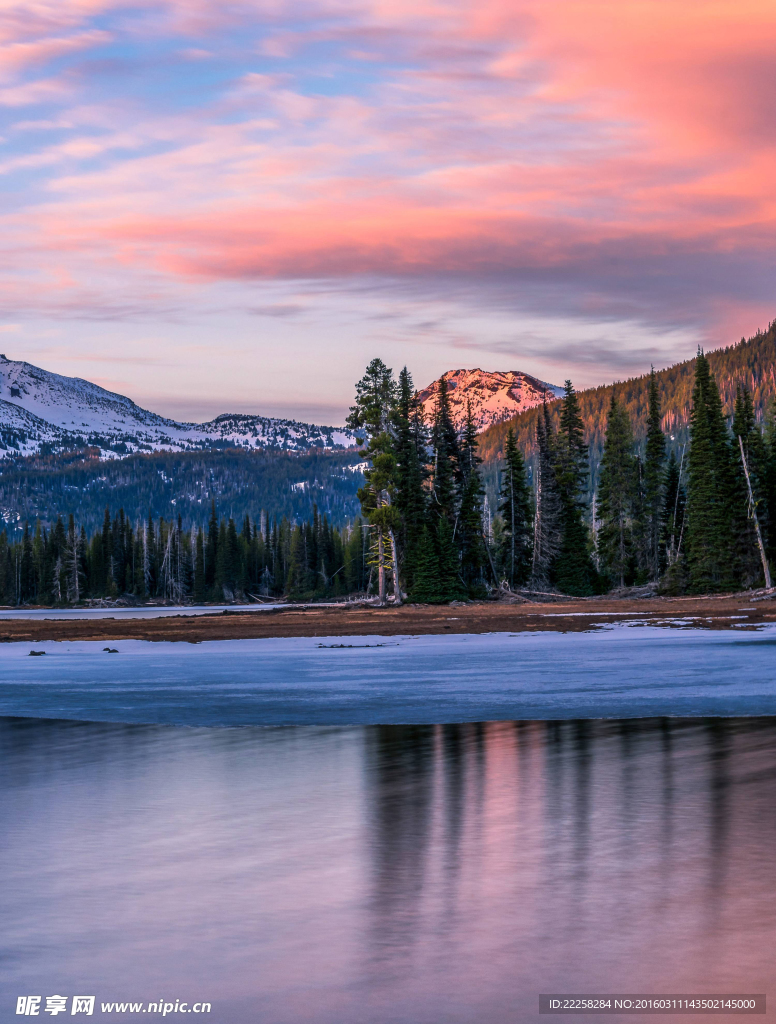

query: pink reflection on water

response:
[1,718,775,1023]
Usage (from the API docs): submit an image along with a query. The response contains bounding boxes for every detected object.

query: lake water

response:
[3,628,776,1022]
[2,715,775,1023]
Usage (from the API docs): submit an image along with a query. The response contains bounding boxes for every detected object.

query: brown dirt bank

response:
[1,595,775,643]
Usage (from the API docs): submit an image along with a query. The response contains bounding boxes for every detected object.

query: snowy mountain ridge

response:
[416,368,563,432]
[0,356,563,461]
[0,355,357,459]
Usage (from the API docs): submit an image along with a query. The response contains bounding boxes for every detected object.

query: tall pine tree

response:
[428,376,462,600]
[553,381,598,595]
[392,367,429,594]
[662,449,686,568]
[732,382,770,585]
[347,358,401,603]
[193,527,206,601]
[531,398,562,588]
[642,369,666,581]
[458,402,488,597]
[685,350,737,592]
[430,376,460,526]
[497,427,532,587]
[411,526,443,603]
[597,395,638,587]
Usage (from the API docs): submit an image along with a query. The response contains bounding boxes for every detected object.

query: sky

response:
[0,0,775,425]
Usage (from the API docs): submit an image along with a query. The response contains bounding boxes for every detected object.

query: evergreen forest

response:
[344,348,776,602]
[2,330,776,605]
[478,324,776,469]
[0,503,372,605]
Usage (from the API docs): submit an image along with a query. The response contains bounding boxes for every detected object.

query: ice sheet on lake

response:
[1,625,776,726]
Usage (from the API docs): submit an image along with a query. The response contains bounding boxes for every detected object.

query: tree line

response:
[347,352,776,602]
[345,358,598,601]
[477,325,776,468]
[594,351,776,592]
[2,348,774,605]
[0,503,374,605]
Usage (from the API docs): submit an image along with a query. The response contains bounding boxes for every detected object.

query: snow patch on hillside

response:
[0,354,358,459]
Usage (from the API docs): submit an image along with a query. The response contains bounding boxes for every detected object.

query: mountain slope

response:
[0,354,356,458]
[0,448,365,536]
[476,327,776,469]
[416,368,563,432]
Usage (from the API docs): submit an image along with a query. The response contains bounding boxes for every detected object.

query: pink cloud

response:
[0,30,110,80]
[0,74,75,106]
[0,0,775,353]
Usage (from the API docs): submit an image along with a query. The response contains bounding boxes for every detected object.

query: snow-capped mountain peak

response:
[416,368,562,432]
[0,354,357,458]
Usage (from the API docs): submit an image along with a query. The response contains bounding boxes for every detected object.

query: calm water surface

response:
[2,716,775,1023]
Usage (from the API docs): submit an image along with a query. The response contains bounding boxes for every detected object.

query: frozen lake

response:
[2,625,775,725]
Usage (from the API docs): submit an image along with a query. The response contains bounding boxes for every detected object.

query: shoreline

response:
[1,594,775,642]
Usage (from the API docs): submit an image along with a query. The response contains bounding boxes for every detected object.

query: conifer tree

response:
[392,367,428,593]
[79,526,89,591]
[436,518,463,601]
[66,514,83,603]
[531,399,562,588]
[132,526,145,598]
[732,383,769,585]
[344,519,368,593]
[662,449,687,569]
[33,522,46,600]
[685,350,737,592]
[553,381,598,595]
[458,402,488,596]
[597,395,638,587]
[347,358,401,603]
[286,523,313,599]
[205,501,218,590]
[114,509,128,594]
[51,517,67,603]
[144,515,156,596]
[226,518,239,594]
[642,369,666,580]
[0,533,11,605]
[427,376,462,600]
[19,522,34,602]
[659,448,689,595]
[497,427,532,588]
[241,515,252,545]
[193,528,206,601]
[734,384,767,484]
[410,526,443,602]
[101,506,114,595]
[214,518,229,598]
[430,376,460,526]
[363,450,402,602]
[765,398,776,562]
